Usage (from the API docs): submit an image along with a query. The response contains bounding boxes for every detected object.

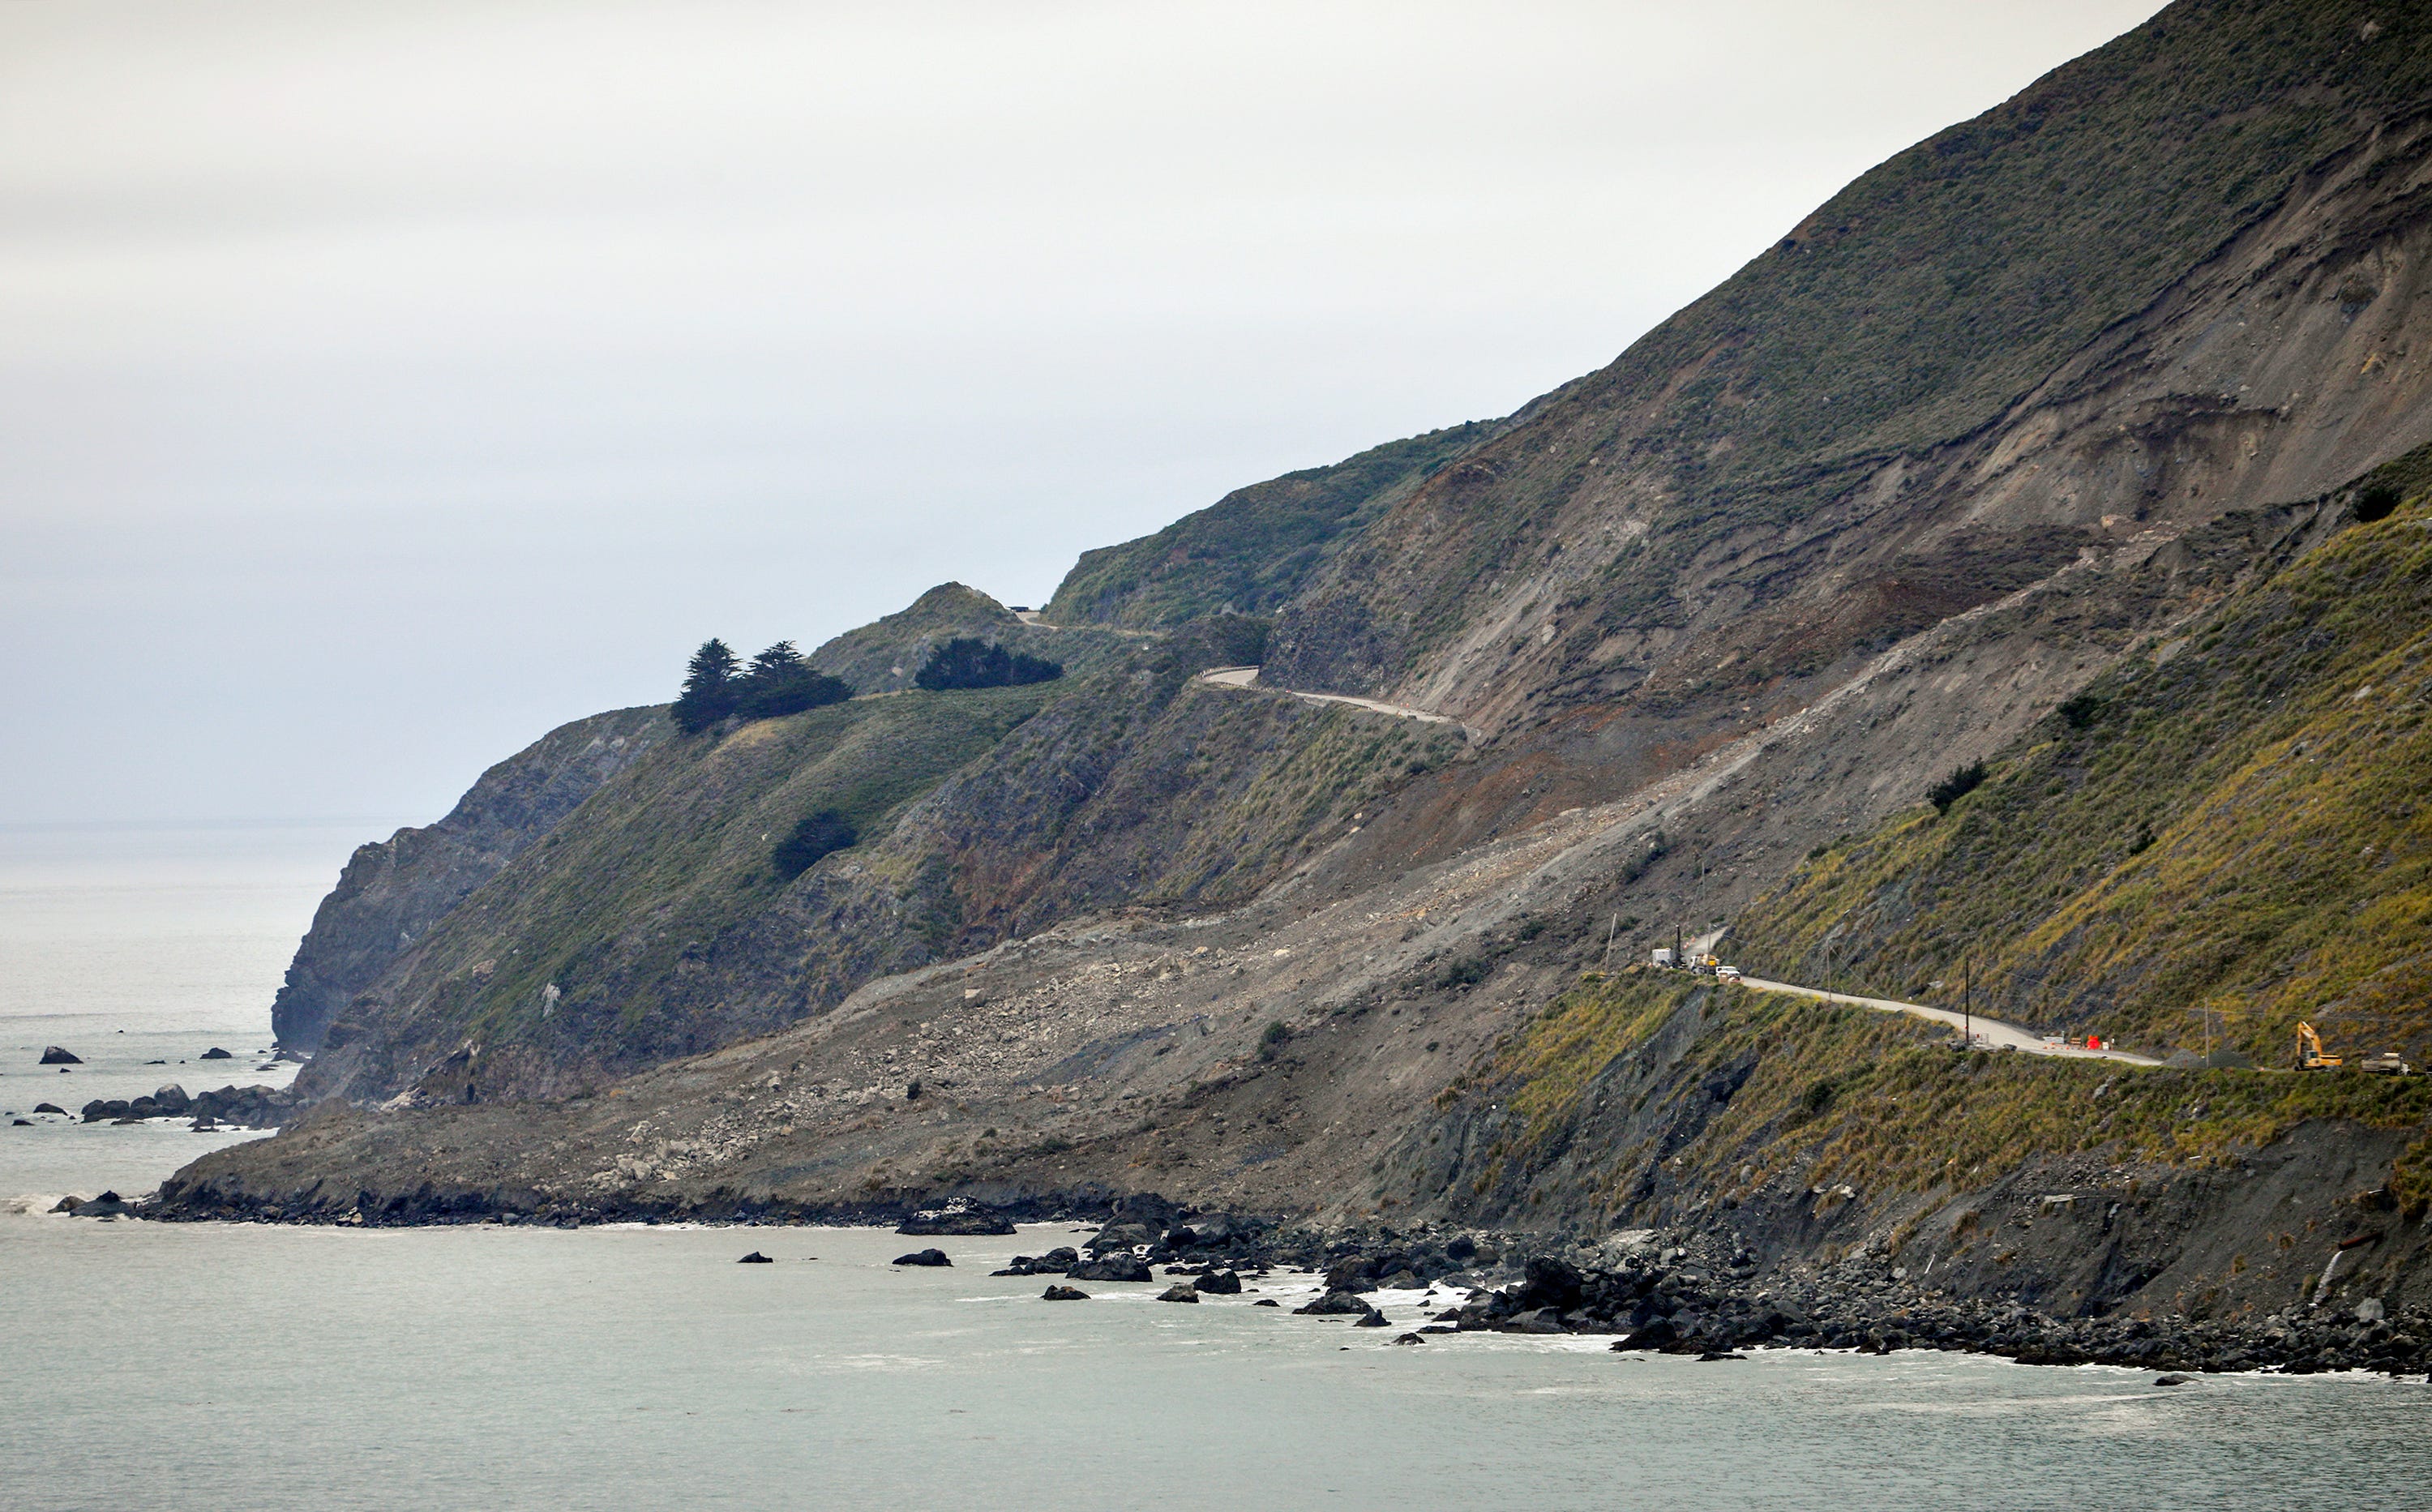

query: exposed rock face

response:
[159,0,2432,1332]
[37,1047,79,1064]
[272,705,667,1053]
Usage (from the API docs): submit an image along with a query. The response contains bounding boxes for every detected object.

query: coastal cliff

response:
[271,705,666,1053]
[186,0,2432,1336]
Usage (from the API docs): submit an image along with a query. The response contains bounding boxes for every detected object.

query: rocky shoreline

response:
[130,1181,2430,1381]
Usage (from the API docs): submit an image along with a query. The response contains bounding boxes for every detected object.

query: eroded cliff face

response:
[208,0,2432,1324]
[270,705,666,1053]
[1266,9,2432,743]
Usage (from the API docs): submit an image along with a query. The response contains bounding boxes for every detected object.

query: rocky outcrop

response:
[272,705,667,1052]
[38,1047,79,1064]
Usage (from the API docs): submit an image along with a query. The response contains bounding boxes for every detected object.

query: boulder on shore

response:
[38,1047,81,1064]
[892,1248,953,1267]
[1042,1284,1090,1300]
[1068,1255,1153,1283]
[897,1207,1017,1236]
[1192,1270,1244,1295]
[1294,1290,1372,1316]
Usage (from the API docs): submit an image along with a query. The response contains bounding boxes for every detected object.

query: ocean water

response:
[0,822,370,1198]
[4,825,2429,1511]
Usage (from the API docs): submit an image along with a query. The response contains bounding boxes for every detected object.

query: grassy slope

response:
[806,581,1133,696]
[1043,423,1494,629]
[319,687,1052,1075]
[1733,450,2432,1069]
[1467,974,2432,1216]
[318,615,1467,1095]
[1312,0,2432,669]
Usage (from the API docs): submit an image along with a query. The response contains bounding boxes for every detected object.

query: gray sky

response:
[2,0,2164,825]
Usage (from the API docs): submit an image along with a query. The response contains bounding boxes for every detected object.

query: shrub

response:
[1257,1021,1291,1061]
[914,637,1062,691]
[772,808,858,879]
[1927,760,1988,813]
[2056,692,2105,730]
[734,661,853,720]
[2355,482,2402,523]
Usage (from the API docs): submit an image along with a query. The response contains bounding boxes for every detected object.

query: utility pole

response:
[1963,955,1972,1051]
[1675,924,1684,970]
[1601,913,1618,970]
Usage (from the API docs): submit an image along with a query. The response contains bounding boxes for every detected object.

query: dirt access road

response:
[1734,976,2161,1066]
[1197,666,1479,739]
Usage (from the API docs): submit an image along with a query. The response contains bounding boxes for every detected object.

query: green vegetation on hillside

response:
[341,684,1052,1074]
[1468,975,2432,1214]
[1045,423,1494,628]
[1736,453,2432,1068]
[914,636,1061,691]
[673,637,852,733]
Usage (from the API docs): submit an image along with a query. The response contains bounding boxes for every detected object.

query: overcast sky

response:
[1,0,2164,825]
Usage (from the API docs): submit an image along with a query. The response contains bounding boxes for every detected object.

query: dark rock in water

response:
[1620,1317,1679,1351]
[33,1103,66,1116]
[1156,1284,1201,1303]
[1353,1308,1389,1328]
[1324,1256,1378,1294]
[50,1196,84,1213]
[2152,1373,2194,1387]
[199,1047,233,1060]
[1500,1307,1567,1335]
[1089,1222,1158,1252]
[1393,1333,1428,1345]
[1042,1284,1090,1300]
[11,1118,29,1126]
[1252,1299,1280,1308]
[1068,1255,1152,1283]
[82,1099,129,1123]
[1192,1270,1243,1295]
[1295,1290,1372,1316]
[71,1192,135,1218]
[110,1116,146,1126]
[893,1248,952,1267]
[1697,1351,1747,1362]
[897,1207,1017,1236]
[737,1251,774,1264]
[39,1047,81,1064]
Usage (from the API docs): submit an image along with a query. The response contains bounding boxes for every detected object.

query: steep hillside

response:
[1043,422,1494,629]
[272,705,666,1052]
[302,612,1463,1103]
[301,683,1056,1099]
[1733,448,2432,1069]
[187,0,2432,1334]
[1268,0,2432,733]
[805,581,1126,696]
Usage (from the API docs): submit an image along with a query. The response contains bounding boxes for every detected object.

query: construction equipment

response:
[2296,1022,2343,1070]
[2358,1050,2414,1076]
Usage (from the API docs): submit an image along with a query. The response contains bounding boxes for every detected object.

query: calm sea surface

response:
[3,825,2426,1511]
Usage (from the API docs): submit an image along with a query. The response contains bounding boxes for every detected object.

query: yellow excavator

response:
[2296,1021,2342,1070]
[2298,1021,2416,1074]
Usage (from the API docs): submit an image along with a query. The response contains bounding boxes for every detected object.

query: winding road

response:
[1733,976,2161,1066]
[1197,665,1479,738]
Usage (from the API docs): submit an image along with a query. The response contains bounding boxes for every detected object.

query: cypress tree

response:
[672,638,741,733]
